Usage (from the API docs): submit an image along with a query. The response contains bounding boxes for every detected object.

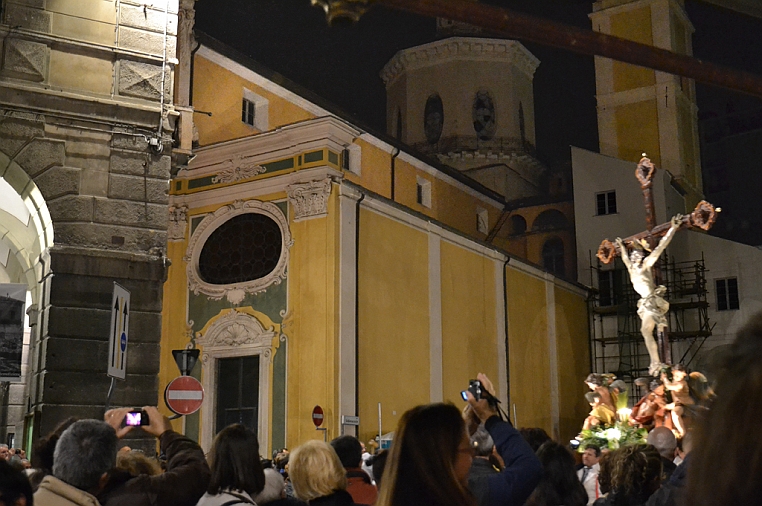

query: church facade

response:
[158,35,591,452]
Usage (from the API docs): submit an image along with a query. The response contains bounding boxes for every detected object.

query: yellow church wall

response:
[356,208,430,443]
[343,139,393,199]
[505,267,551,432]
[611,7,656,92]
[341,139,501,241]
[159,236,192,433]
[394,158,436,218]
[193,55,316,146]
[553,285,591,442]
[615,100,661,165]
[285,190,340,445]
[440,242,499,405]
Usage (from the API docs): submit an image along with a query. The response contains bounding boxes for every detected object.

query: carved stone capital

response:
[286,178,332,222]
[168,204,188,241]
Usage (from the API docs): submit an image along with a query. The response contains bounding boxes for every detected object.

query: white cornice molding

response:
[380,37,540,88]
[172,167,343,210]
[357,134,504,210]
[187,116,360,177]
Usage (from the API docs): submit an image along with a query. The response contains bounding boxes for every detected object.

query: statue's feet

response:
[649,362,666,376]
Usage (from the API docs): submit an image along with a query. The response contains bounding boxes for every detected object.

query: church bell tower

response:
[380,15,546,201]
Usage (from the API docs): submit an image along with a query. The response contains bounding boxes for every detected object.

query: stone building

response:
[0,0,193,445]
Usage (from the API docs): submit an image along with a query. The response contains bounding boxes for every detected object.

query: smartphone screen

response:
[125,411,143,426]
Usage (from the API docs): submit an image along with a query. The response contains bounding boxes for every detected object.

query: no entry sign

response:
[165,376,204,415]
[312,405,324,427]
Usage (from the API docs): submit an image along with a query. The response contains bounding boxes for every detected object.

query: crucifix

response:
[596,156,719,376]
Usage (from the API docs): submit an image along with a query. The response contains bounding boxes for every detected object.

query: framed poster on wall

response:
[0,284,26,381]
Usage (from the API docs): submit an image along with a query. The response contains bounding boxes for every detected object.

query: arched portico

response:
[0,153,53,445]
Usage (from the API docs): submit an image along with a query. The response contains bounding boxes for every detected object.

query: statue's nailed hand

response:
[671,214,684,228]
[615,237,625,251]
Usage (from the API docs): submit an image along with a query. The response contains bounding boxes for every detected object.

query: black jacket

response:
[98,430,211,506]
[309,490,355,506]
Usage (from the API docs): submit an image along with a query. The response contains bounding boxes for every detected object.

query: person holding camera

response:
[97,406,210,506]
[463,373,543,506]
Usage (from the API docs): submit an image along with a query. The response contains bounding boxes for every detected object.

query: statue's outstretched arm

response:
[645,214,683,268]
[615,238,632,268]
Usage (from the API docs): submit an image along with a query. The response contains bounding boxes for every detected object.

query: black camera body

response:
[461,379,486,401]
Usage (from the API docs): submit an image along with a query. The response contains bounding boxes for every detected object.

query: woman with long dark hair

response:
[524,441,587,506]
[376,373,541,506]
[196,424,266,506]
[375,403,476,506]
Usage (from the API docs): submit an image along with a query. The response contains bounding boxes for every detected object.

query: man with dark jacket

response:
[467,426,499,506]
[98,406,211,506]
[465,373,543,506]
[329,435,377,506]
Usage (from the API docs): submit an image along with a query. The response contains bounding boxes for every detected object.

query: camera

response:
[124,410,150,427]
[461,379,484,402]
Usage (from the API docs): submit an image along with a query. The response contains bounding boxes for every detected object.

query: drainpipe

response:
[390,147,400,201]
[502,257,512,420]
[354,192,365,417]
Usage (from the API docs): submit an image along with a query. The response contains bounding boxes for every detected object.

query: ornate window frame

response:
[185,199,293,304]
[197,310,276,451]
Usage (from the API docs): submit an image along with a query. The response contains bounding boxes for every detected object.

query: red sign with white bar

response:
[165,376,204,415]
[312,405,324,427]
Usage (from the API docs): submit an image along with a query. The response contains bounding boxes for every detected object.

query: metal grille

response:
[199,213,282,285]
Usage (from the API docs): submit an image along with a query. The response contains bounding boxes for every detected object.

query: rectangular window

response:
[416,177,432,208]
[716,277,740,311]
[599,270,615,307]
[476,208,489,234]
[596,191,617,215]
[242,98,255,126]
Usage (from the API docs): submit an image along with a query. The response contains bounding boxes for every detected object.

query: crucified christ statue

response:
[615,214,682,375]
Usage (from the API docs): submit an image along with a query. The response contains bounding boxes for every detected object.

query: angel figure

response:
[585,373,629,412]
[615,214,682,375]
[629,378,671,430]
[583,391,615,430]
[661,364,714,436]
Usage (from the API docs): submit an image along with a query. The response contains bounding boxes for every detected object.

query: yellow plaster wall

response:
[505,268,551,431]
[611,8,656,92]
[286,190,339,445]
[615,100,661,165]
[440,242,499,404]
[357,209,430,443]
[193,55,316,146]
[343,139,393,199]
[553,285,591,442]
[159,236,192,432]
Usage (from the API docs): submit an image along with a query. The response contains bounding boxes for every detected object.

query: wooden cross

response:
[596,156,719,368]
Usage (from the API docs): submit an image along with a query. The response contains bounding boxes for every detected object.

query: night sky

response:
[195,0,762,243]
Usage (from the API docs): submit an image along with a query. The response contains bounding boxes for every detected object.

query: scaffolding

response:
[588,253,714,403]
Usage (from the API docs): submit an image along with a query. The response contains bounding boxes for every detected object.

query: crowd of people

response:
[2,311,762,506]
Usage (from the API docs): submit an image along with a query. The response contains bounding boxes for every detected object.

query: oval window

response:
[424,94,444,144]
[198,213,283,285]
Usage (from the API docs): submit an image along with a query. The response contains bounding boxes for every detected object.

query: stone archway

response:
[0,151,54,444]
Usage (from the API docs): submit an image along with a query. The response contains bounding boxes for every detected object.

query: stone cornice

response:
[380,37,540,88]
